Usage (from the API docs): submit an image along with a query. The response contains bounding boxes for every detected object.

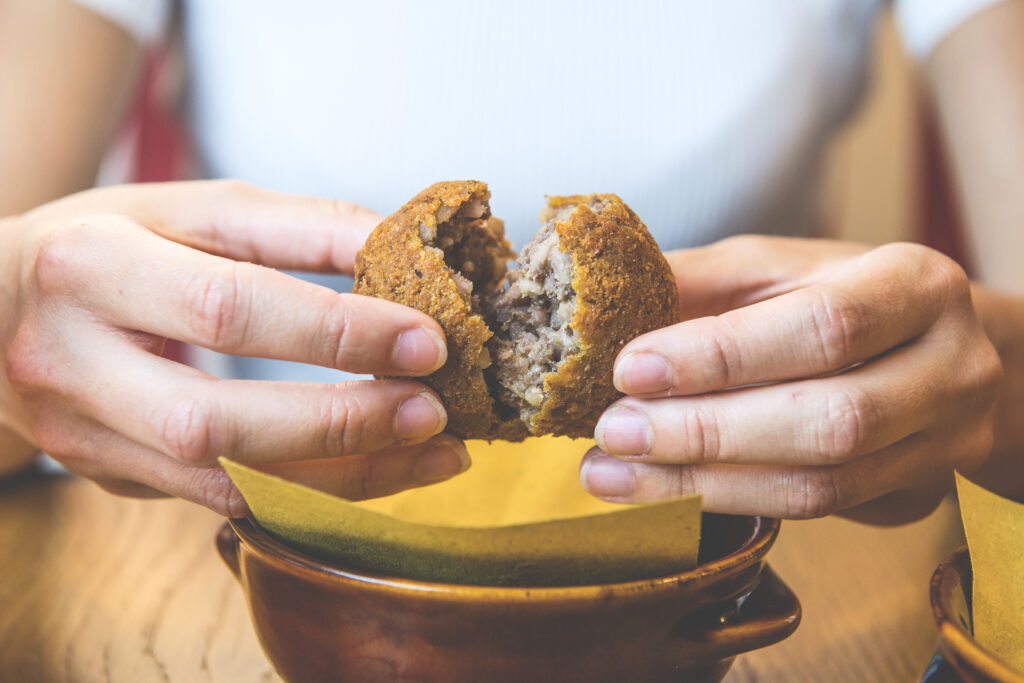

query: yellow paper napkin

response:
[956,472,1024,673]
[222,436,702,586]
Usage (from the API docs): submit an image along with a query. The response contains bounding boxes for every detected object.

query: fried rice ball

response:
[353,181,678,441]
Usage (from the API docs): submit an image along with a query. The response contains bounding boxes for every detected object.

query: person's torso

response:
[181,0,882,250]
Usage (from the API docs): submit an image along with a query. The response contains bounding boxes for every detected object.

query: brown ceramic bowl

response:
[928,547,1024,683]
[216,513,800,683]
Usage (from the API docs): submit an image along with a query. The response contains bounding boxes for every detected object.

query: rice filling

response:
[484,202,606,421]
[424,198,606,425]
[419,199,510,305]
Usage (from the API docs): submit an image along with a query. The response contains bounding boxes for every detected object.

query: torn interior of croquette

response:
[419,198,511,302]
[418,198,510,371]
[486,200,606,423]
[420,197,606,425]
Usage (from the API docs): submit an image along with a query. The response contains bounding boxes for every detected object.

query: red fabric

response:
[917,106,973,275]
[129,48,191,364]
[132,49,187,184]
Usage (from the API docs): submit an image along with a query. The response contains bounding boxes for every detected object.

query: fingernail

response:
[392,327,446,373]
[413,441,471,483]
[614,353,672,394]
[596,407,652,455]
[581,454,635,497]
[394,393,446,441]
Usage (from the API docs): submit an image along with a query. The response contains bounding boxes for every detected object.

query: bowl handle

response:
[216,522,242,581]
[673,564,801,660]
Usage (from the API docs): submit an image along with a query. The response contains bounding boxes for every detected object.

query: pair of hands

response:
[0,181,1001,522]
[584,237,1000,524]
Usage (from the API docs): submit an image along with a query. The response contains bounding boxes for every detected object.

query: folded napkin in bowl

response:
[221,436,702,587]
[956,472,1024,674]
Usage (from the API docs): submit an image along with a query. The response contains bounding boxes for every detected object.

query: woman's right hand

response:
[0,180,470,516]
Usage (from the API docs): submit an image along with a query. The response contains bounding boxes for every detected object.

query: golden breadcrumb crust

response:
[354,181,527,440]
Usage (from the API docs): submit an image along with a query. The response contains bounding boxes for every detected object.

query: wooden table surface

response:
[0,467,965,682]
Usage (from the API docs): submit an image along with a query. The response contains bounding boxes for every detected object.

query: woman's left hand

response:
[580,235,1003,524]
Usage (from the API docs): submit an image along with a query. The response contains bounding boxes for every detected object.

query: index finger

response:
[40,179,380,273]
[55,215,446,375]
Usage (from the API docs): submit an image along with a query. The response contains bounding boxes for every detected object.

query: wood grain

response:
[0,468,963,682]
[0,471,280,683]
[727,498,964,682]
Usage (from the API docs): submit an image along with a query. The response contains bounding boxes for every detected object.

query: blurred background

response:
[825,10,965,261]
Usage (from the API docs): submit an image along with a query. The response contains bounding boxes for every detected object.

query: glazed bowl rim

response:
[930,546,1024,682]
[227,513,779,601]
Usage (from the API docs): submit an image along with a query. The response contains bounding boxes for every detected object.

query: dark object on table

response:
[216,513,799,683]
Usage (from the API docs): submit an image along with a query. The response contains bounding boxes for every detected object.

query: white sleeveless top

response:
[75,0,1004,381]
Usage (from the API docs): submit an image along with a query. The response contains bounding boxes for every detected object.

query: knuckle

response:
[324,197,354,222]
[318,297,355,369]
[323,389,366,457]
[669,464,699,499]
[881,242,970,306]
[947,332,1003,419]
[211,178,257,199]
[190,468,240,517]
[808,288,866,368]
[784,469,841,519]
[926,252,971,304]
[877,241,935,265]
[183,262,253,348]
[683,406,722,463]
[821,387,877,463]
[970,434,994,470]
[324,197,379,227]
[161,397,216,464]
[974,342,1004,402]
[32,223,94,294]
[719,233,775,256]
[4,330,50,393]
[704,320,741,387]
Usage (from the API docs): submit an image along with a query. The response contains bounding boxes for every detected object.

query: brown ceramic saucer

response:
[926,547,1024,683]
[217,512,800,683]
